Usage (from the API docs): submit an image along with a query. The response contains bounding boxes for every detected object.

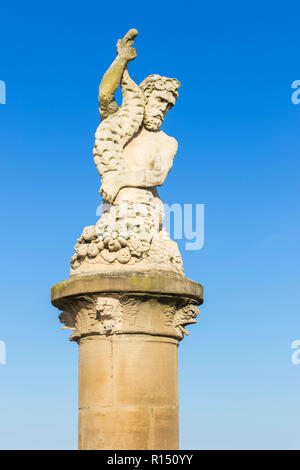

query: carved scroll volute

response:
[58,295,123,342]
[59,296,94,342]
[173,302,199,338]
[119,295,140,329]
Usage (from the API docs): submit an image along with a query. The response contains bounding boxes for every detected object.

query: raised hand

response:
[116,28,138,62]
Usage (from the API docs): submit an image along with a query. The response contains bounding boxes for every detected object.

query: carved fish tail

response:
[118,68,145,145]
[93,114,125,176]
[93,69,145,179]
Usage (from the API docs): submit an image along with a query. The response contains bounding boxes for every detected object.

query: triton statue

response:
[70,29,184,275]
[95,28,180,204]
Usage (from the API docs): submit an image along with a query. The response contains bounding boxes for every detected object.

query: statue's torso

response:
[123,127,177,175]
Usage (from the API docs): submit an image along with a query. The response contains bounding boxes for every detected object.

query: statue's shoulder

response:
[158,130,178,152]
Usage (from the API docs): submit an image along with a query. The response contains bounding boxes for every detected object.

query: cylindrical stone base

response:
[51,271,203,450]
[78,334,179,450]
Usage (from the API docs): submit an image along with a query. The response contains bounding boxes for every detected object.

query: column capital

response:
[51,271,203,342]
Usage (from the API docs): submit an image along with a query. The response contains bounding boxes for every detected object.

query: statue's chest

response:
[123,132,164,169]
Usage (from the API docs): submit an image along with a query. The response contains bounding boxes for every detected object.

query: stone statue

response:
[71,29,184,275]
[52,29,203,450]
[95,28,180,204]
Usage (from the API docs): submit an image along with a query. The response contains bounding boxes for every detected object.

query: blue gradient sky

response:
[0,0,299,450]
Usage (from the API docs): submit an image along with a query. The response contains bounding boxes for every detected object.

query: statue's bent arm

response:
[98,29,138,121]
[98,57,125,120]
[100,169,153,204]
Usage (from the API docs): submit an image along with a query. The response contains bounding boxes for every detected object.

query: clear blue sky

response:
[0,0,299,450]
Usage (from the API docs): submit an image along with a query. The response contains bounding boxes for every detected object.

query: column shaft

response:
[78,334,179,450]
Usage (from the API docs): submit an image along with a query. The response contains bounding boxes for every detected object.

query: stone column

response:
[51,271,203,450]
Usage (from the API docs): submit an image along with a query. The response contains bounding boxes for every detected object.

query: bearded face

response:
[143,89,177,131]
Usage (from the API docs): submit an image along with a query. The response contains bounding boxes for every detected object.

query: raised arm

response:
[99,29,138,120]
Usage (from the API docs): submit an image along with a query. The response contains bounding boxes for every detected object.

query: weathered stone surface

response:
[51,28,204,450]
[77,335,179,450]
[79,407,153,450]
[52,271,203,342]
[70,28,183,276]
[52,271,203,304]
[52,270,202,449]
